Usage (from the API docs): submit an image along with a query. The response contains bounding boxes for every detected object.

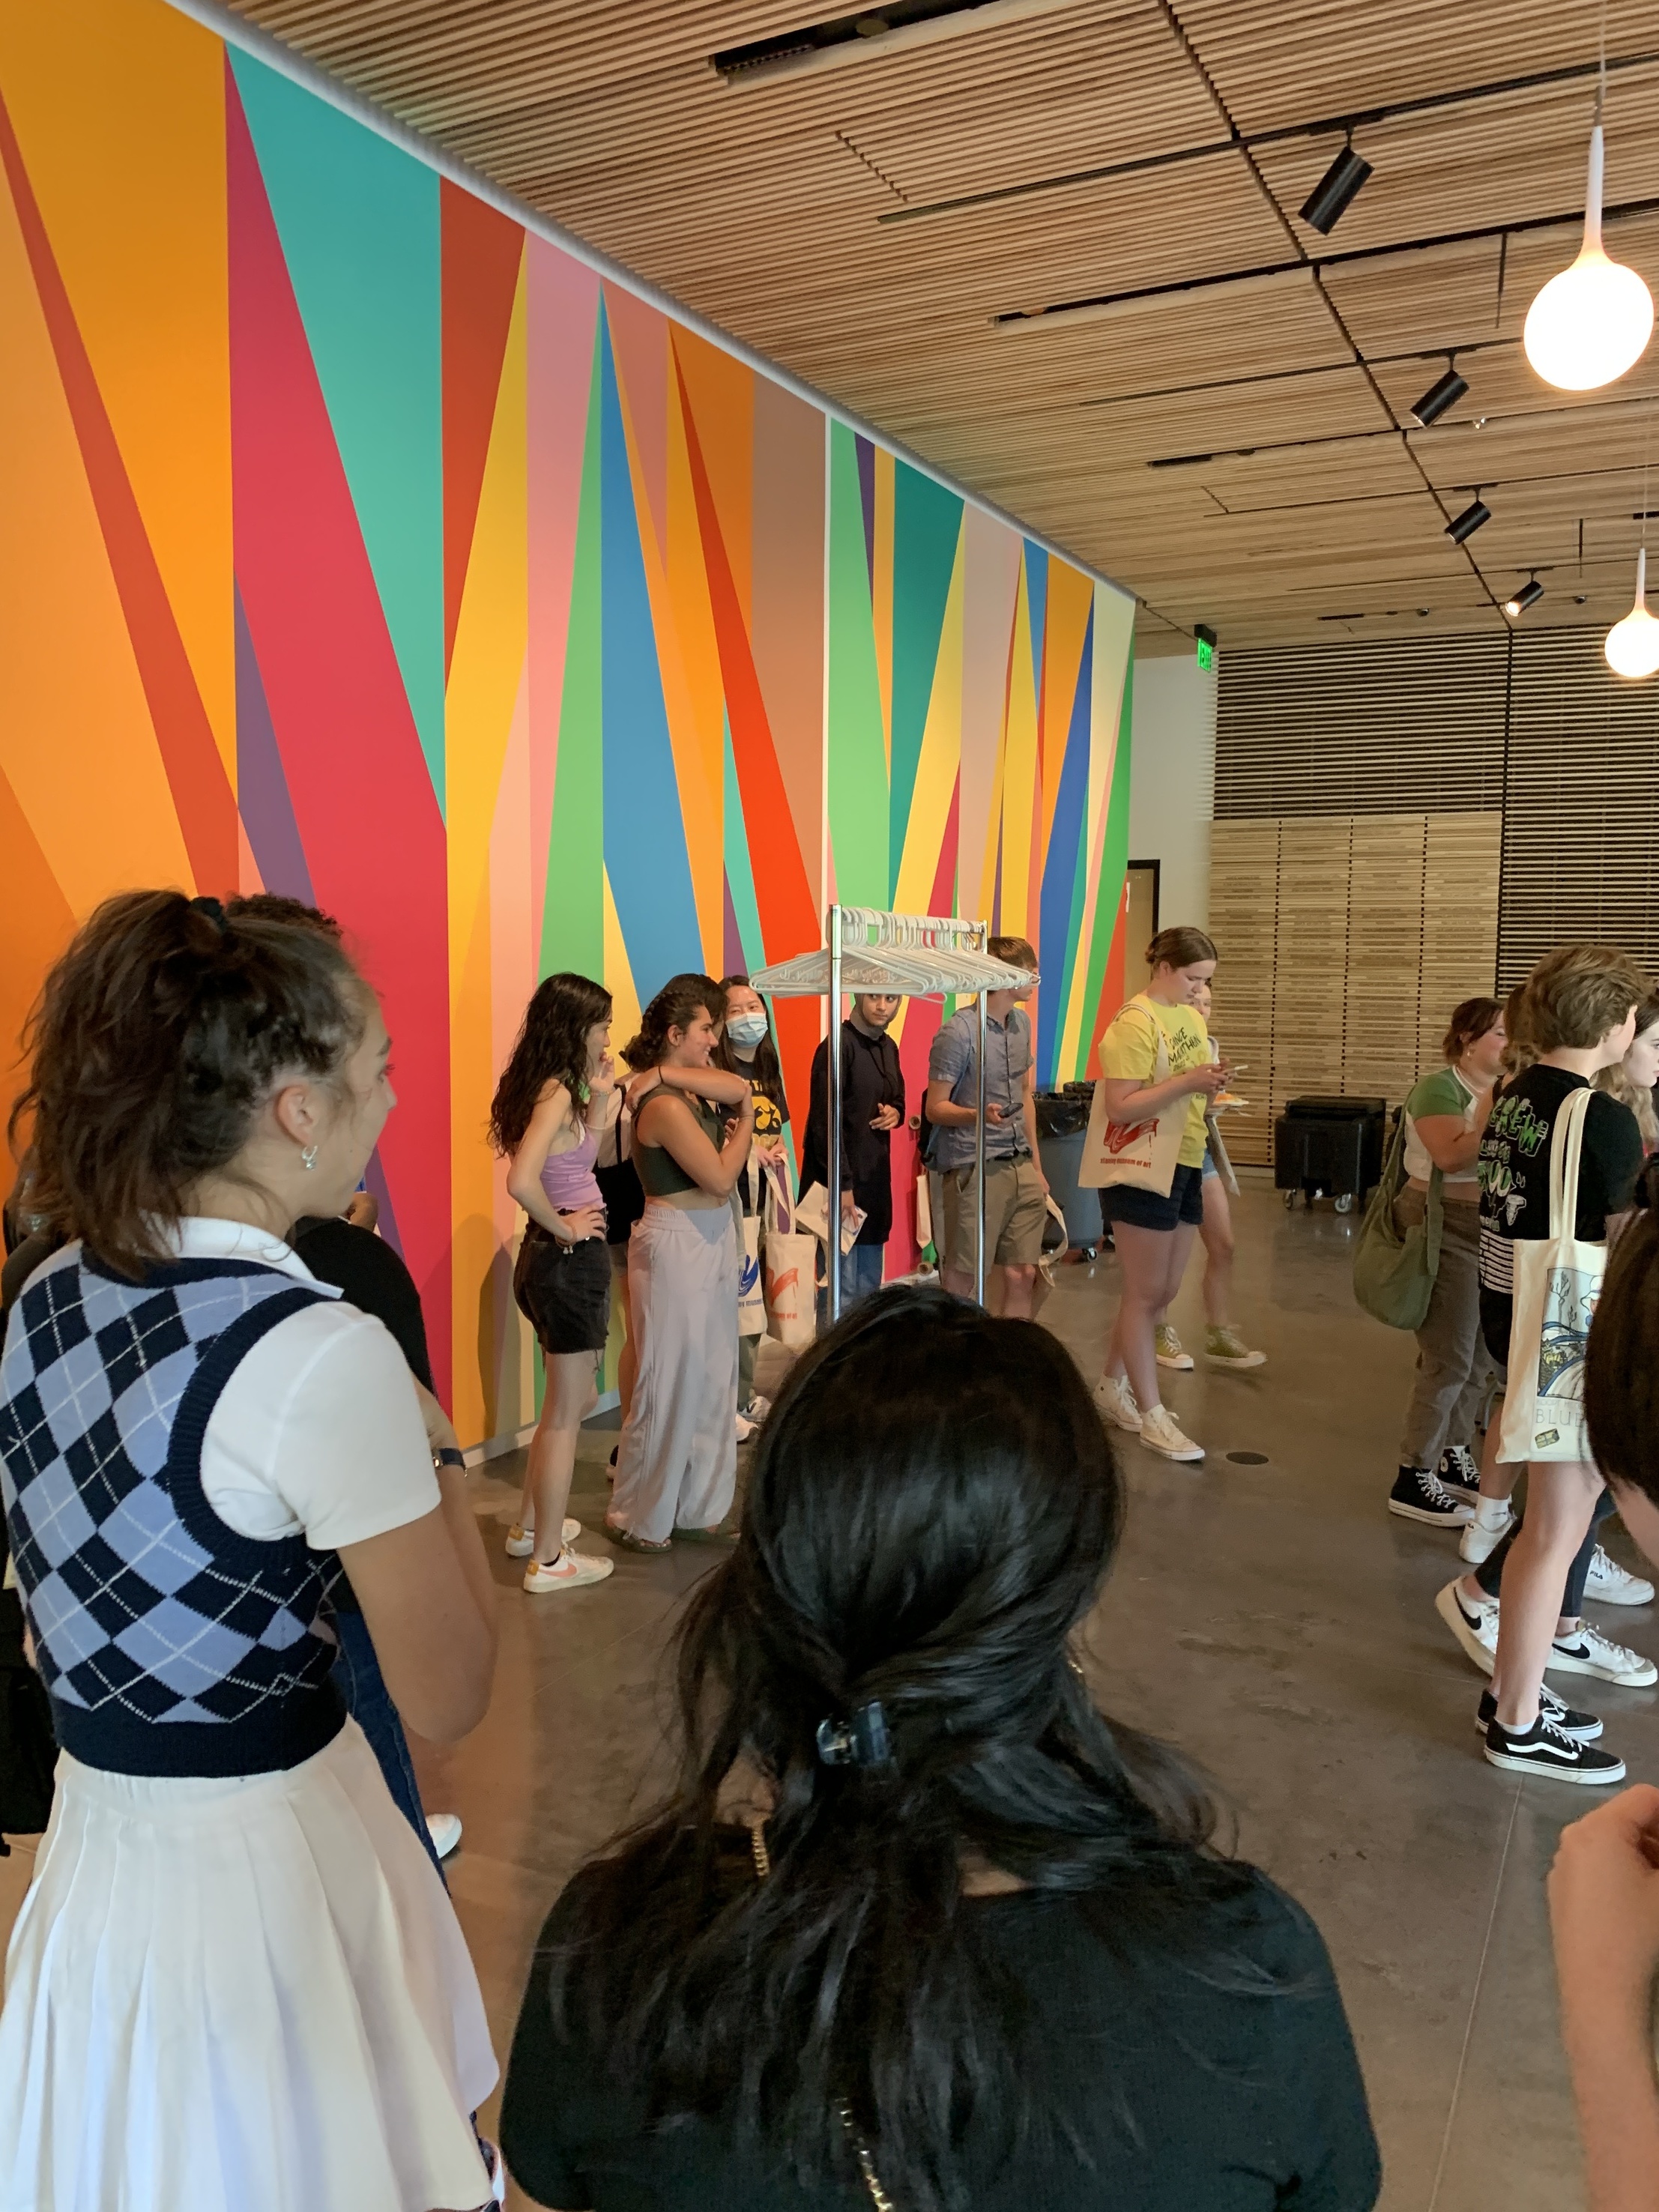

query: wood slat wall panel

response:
[1209,811,1501,1164]
[1421,812,1504,1062]
[1498,629,1659,988]
[1216,632,1509,818]
[1209,820,1278,1164]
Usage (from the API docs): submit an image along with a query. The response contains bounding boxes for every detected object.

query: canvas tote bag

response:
[1353,1112,1442,1331]
[1078,997,1188,1197]
[761,1164,817,1348]
[1498,1086,1604,1464]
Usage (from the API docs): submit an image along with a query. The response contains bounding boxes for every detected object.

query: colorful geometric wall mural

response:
[0,0,1137,1447]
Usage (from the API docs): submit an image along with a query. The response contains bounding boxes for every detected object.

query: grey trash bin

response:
[1036,1086,1099,1255]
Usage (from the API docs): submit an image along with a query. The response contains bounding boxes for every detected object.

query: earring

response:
[300,1144,319,1171]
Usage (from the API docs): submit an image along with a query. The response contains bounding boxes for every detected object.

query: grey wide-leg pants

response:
[610,1203,739,1546]
[1394,1191,1493,1469]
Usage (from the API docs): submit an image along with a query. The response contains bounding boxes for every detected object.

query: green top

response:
[634,1090,725,1198]
[1402,1065,1476,1186]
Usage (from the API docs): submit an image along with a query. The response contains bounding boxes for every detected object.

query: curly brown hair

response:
[622,973,726,1072]
[489,973,613,1155]
[9,890,366,1278]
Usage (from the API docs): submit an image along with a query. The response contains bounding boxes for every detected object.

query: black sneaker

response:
[1388,1466,1475,1526]
[1483,1712,1626,1783]
[1476,1685,1601,1741]
[1437,1445,1480,1494]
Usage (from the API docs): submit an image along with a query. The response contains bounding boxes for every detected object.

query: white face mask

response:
[725,1012,768,1048]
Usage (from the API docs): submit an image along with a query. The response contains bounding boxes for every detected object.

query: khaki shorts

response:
[938,1157,1047,1275]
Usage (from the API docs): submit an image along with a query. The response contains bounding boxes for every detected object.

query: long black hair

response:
[714,973,785,1114]
[1588,1160,1659,1507]
[543,1287,1253,2208]
[488,973,611,1155]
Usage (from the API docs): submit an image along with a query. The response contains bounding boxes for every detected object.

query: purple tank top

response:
[540,1123,602,1211]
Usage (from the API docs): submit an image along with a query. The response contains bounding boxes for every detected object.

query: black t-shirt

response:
[501,1860,1380,2212]
[291,1216,435,1388]
[289,1217,435,1616]
[1477,1066,1643,1301]
[800,1024,906,1246]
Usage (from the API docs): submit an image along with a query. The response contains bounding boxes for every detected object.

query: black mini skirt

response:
[513,1225,612,1355]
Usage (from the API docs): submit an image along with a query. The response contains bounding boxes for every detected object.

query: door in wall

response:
[1125,862,1159,991]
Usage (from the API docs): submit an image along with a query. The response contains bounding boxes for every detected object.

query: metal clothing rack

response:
[751,907,1036,1321]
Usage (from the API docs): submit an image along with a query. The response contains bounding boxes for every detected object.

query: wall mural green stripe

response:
[540,324,605,979]
[826,423,889,907]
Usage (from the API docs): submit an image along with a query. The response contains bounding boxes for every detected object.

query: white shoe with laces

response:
[1584,1544,1656,1607]
[506,1517,581,1559]
[1094,1374,1141,1433]
[523,1547,615,1594]
[1138,1404,1205,1463]
[1548,1622,1658,1686]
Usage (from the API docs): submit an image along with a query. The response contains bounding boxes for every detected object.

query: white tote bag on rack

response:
[1498,1086,1605,1465]
[1078,998,1188,1197]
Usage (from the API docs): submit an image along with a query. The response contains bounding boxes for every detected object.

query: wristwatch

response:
[434,1446,466,1471]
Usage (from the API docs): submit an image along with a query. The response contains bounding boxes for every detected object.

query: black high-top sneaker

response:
[1437,1445,1481,1494]
[1388,1466,1475,1526]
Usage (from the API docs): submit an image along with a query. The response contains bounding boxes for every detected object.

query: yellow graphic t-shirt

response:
[1097,995,1211,1169]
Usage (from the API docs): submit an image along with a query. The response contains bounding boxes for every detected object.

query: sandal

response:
[673,1524,736,1545]
[602,1519,671,1555]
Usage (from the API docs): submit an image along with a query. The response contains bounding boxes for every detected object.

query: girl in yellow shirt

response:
[1093,927,1230,1463]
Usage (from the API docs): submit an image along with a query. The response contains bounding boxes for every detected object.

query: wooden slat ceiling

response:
[230,0,1659,651]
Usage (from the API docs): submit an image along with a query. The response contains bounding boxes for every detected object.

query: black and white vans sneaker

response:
[1476,1685,1602,1741]
[1437,1445,1481,1495]
[1483,1712,1626,1783]
[1388,1466,1475,1526]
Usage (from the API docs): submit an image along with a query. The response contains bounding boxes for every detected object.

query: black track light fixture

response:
[1503,578,1544,617]
[1446,498,1492,543]
[1299,140,1373,235]
[1410,363,1469,427]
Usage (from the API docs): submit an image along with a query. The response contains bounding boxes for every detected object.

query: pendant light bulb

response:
[1605,548,1659,678]
[1523,125,1654,390]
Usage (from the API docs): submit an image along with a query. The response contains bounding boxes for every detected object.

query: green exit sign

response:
[1196,623,1217,671]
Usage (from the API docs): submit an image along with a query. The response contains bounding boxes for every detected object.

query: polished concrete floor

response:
[4,1173,1655,2209]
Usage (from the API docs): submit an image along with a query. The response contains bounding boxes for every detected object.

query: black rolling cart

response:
[1272,1095,1385,1214]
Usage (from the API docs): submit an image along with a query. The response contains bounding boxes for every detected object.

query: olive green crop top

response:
[634,1090,725,1198]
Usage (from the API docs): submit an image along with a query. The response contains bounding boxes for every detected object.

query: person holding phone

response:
[925,937,1048,1318]
[490,973,620,1596]
[1093,927,1231,1464]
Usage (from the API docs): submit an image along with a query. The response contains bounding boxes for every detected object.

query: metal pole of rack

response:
[974,920,988,1309]
[827,904,844,1327]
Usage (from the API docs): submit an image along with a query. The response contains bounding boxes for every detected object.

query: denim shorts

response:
[1098,1162,1206,1232]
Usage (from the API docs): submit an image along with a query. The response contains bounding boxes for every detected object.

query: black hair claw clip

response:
[188,895,229,932]
[816,1700,892,1768]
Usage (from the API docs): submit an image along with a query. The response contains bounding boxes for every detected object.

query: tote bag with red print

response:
[1078,999,1188,1198]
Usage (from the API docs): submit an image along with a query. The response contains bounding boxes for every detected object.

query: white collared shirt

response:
[170,1218,441,1547]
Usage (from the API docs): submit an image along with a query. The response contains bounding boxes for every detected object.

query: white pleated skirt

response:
[0,1718,498,2212]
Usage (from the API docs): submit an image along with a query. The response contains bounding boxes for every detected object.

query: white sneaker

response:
[735,1409,758,1442]
[1547,1622,1658,1686]
[523,1547,615,1594]
[506,1517,581,1559]
[1154,1325,1193,1371]
[1458,1503,1516,1565]
[1138,1404,1204,1462]
[426,1813,462,1861]
[1435,1579,1499,1676]
[746,1394,773,1421]
[1094,1374,1141,1433]
[1584,1544,1656,1607]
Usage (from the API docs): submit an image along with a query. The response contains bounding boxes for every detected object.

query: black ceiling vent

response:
[713,0,1007,81]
